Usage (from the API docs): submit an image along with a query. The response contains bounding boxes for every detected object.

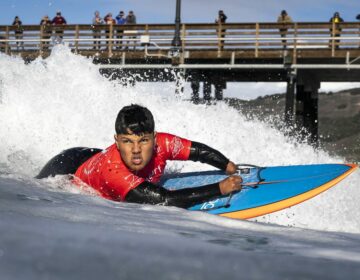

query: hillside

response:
[225,88,360,162]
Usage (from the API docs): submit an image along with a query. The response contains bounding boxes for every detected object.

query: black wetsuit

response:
[36,142,229,208]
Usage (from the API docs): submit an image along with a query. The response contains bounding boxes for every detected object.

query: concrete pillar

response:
[203,80,212,102]
[295,74,320,145]
[174,70,185,96]
[190,81,200,103]
[214,81,226,100]
[284,69,296,127]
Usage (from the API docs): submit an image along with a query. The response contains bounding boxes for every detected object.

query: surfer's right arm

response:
[189,141,238,175]
[125,176,242,209]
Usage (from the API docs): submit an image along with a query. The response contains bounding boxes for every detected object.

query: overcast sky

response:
[1,0,359,98]
[0,0,359,25]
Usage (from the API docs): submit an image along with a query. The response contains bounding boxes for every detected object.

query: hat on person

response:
[281,10,287,15]
[56,11,61,15]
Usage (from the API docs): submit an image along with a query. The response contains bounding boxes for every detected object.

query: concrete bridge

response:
[1,21,360,143]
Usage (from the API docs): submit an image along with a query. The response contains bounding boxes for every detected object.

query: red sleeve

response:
[157,132,191,161]
[100,162,145,201]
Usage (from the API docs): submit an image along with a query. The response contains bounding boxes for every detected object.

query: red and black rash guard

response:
[74,132,230,208]
[75,133,191,200]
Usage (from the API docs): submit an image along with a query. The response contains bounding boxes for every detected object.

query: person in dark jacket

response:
[277,10,293,49]
[215,10,227,50]
[125,10,137,50]
[12,16,23,50]
[52,11,67,39]
[115,11,126,49]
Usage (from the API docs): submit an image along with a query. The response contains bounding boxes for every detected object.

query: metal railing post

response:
[5,26,9,54]
[109,23,113,56]
[292,23,298,64]
[181,24,186,53]
[255,23,259,58]
[217,22,222,52]
[331,21,335,57]
[75,25,79,52]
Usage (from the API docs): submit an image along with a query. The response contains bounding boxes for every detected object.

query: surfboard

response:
[160,164,358,219]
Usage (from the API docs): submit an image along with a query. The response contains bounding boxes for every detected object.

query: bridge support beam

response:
[203,80,212,102]
[174,69,185,96]
[284,69,296,127]
[295,74,320,145]
[214,80,226,100]
[190,80,200,103]
[190,73,226,103]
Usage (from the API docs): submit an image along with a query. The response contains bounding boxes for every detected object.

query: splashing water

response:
[0,45,359,233]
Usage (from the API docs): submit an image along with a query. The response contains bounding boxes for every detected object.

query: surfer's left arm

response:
[189,141,237,175]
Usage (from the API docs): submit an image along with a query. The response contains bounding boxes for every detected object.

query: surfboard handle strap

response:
[200,164,265,212]
[236,163,265,186]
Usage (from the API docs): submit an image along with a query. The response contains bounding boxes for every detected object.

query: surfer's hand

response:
[219,175,243,195]
[225,161,237,175]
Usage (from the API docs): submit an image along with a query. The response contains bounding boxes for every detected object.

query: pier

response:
[1,21,360,143]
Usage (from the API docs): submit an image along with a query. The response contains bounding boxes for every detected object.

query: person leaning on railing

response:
[215,10,227,50]
[125,10,137,50]
[40,15,52,50]
[92,11,103,50]
[115,11,126,50]
[277,10,293,49]
[329,12,344,49]
[12,16,24,51]
[104,13,116,50]
[51,11,67,40]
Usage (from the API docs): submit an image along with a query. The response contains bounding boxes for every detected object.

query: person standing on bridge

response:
[36,104,243,208]
[115,11,127,50]
[92,11,103,50]
[104,13,116,50]
[40,15,52,50]
[125,10,137,50]
[277,10,293,49]
[329,12,344,49]
[51,11,67,40]
[215,10,227,50]
[12,16,24,51]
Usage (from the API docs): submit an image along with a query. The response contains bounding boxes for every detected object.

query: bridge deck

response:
[1,22,360,63]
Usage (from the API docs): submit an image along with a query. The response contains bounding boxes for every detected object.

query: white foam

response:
[0,45,358,233]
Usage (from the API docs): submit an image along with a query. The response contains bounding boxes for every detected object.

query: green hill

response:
[225,88,360,163]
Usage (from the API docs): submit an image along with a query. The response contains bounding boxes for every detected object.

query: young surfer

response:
[37,104,243,208]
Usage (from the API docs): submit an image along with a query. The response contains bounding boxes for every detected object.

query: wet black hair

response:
[115,104,155,135]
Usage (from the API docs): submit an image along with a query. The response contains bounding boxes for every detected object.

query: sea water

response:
[0,45,359,279]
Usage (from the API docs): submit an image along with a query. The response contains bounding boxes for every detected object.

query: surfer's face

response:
[115,132,155,171]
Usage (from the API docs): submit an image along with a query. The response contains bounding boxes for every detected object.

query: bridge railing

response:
[0,22,359,58]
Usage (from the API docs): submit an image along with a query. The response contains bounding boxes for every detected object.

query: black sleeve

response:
[188,141,229,171]
[125,181,222,209]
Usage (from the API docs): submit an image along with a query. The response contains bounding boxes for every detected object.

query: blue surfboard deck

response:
[160,164,357,219]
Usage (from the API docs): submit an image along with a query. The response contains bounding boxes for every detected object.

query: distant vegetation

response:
[225,88,360,163]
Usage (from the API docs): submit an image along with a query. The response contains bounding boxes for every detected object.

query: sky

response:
[0,0,359,25]
[0,0,359,98]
